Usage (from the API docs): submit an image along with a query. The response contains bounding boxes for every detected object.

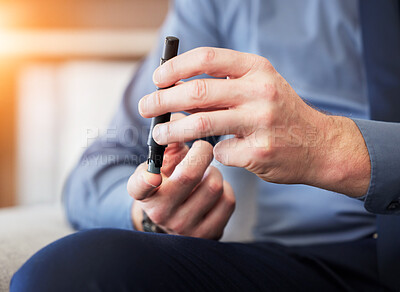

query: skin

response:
[130,47,371,239]
[127,121,235,239]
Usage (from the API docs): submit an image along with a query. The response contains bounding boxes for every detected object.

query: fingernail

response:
[153,125,166,144]
[153,66,166,84]
[138,98,146,115]
[142,171,158,188]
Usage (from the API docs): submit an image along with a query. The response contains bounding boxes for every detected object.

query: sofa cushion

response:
[0,205,73,292]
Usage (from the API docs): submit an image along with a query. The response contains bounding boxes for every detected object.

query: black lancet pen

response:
[147,36,179,174]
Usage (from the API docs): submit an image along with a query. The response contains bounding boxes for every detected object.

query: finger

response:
[170,112,187,121]
[139,78,243,118]
[140,140,214,225]
[193,181,235,240]
[152,110,250,145]
[160,113,189,176]
[127,162,162,201]
[153,47,258,88]
[162,142,189,177]
[213,137,255,168]
[163,140,214,205]
[168,166,224,234]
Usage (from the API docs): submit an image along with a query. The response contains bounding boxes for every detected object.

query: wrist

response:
[306,114,371,197]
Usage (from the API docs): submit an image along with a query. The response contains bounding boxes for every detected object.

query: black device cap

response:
[162,36,179,60]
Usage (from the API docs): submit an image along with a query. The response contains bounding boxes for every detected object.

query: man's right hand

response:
[127,139,235,240]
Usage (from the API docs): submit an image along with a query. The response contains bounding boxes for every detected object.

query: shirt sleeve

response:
[352,118,400,215]
[63,0,221,230]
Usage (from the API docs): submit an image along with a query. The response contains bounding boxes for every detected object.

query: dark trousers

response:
[10,228,387,292]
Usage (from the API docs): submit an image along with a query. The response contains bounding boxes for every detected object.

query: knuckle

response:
[200,47,216,66]
[146,207,167,226]
[246,53,259,70]
[195,114,212,134]
[207,176,223,195]
[162,122,173,141]
[166,59,175,75]
[192,227,208,239]
[256,109,275,127]
[253,145,274,160]
[207,165,222,177]
[192,79,208,101]
[153,90,163,108]
[260,82,278,101]
[264,110,275,126]
[260,58,273,70]
[169,219,187,235]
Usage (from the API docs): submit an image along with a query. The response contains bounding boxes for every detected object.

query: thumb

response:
[127,163,162,201]
[213,137,250,168]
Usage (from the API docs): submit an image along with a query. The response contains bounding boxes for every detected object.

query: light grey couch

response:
[0,205,73,292]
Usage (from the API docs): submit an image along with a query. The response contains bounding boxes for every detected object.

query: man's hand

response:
[138,47,371,197]
[127,137,235,240]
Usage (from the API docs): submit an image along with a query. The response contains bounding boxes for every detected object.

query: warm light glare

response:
[0,28,156,58]
[0,28,16,57]
[0,6,12,28]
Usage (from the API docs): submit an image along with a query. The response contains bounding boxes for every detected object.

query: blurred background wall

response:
[0,0,168,207]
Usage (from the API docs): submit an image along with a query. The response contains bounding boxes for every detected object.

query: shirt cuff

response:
[352,118,400,214]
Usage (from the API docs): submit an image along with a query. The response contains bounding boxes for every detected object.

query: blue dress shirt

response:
[63,0,400,248]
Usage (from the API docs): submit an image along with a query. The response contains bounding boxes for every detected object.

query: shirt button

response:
[373,233,378,239]
[387,201,400,210]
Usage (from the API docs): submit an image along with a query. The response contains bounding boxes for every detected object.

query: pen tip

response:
[147,159,161,174]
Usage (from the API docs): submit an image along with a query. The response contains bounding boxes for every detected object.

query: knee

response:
[10,229,164,292]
